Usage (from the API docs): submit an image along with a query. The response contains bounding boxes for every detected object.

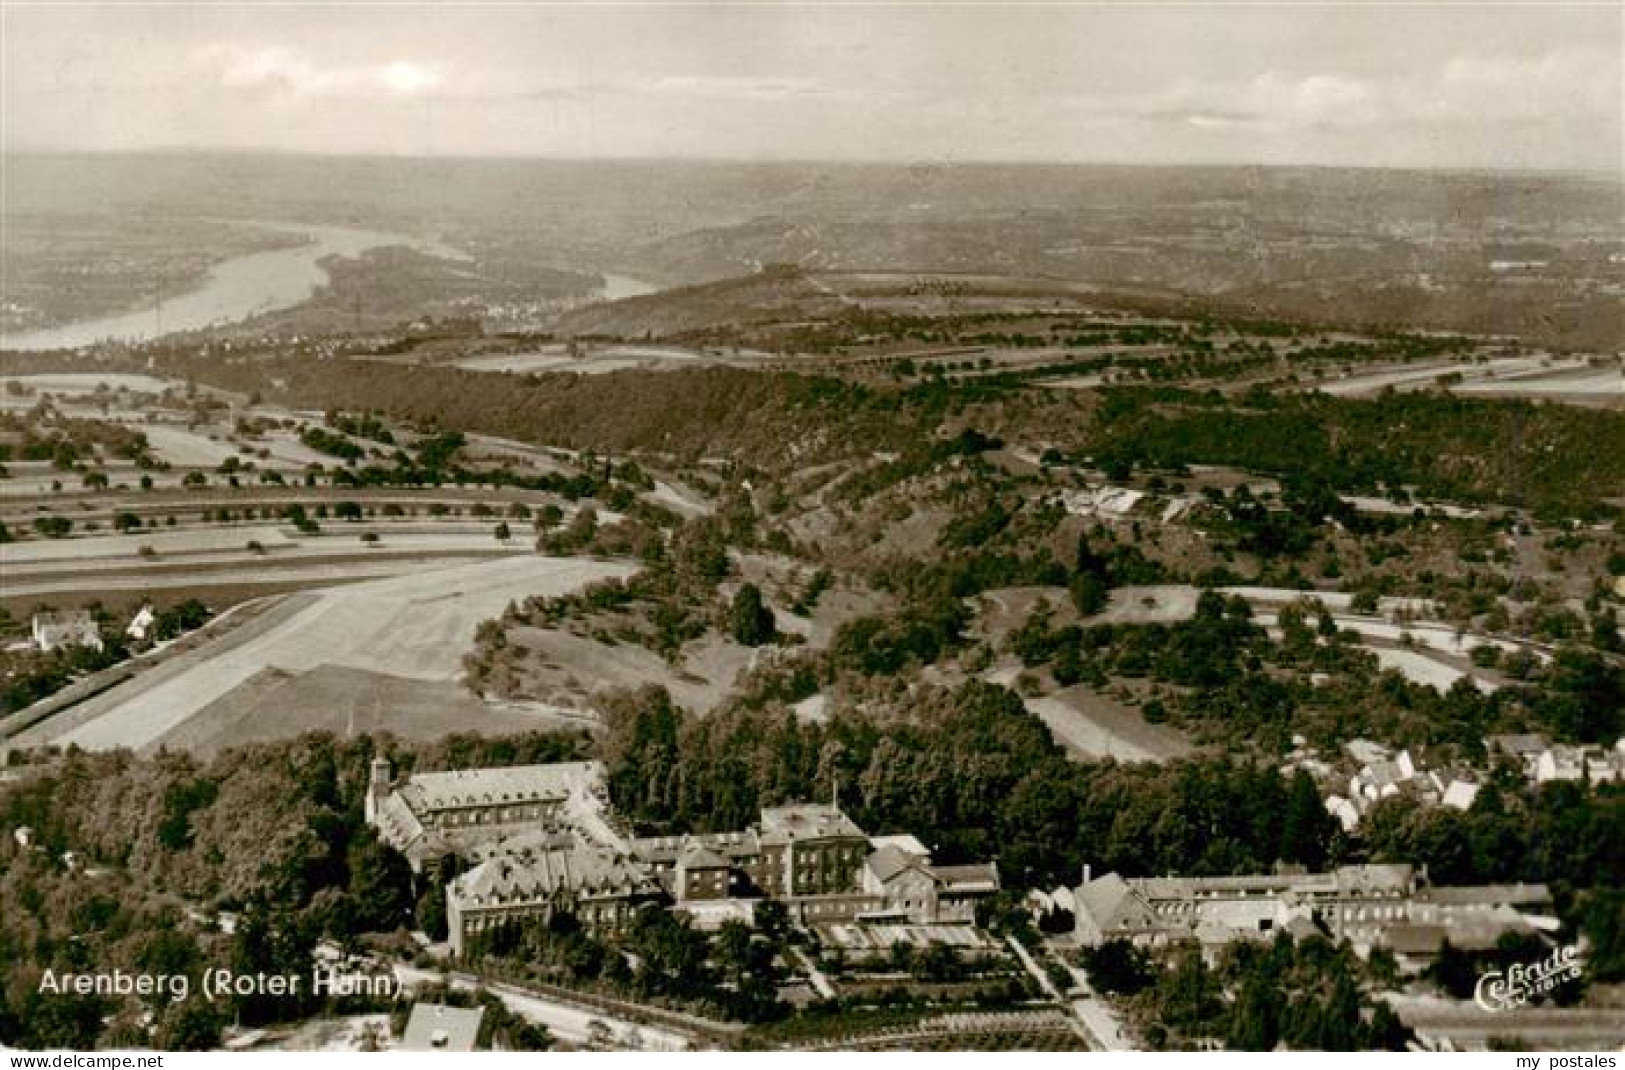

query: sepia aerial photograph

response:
[0,0,1621,1058]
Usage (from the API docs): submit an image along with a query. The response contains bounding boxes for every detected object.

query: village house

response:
[1487,733,1625,787]
[1488,733,1550,778]
[1535,743,1624,784]
[29,611,103,654]
[125,605,157,642]
[1323,794,1361,833]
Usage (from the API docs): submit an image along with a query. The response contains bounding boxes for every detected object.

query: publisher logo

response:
[1474,944,1583,1013]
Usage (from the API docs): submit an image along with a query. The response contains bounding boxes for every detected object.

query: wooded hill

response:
[140,352,1625,516]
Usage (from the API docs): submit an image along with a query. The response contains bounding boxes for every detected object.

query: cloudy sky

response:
[4,3,1620,172]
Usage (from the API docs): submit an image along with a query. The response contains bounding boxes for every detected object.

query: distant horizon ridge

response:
[2,146,1617,181]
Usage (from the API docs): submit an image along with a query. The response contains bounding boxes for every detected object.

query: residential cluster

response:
[1487,733,1625,788]
[1291,735,1625,834]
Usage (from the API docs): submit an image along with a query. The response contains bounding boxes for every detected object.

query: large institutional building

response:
[365,757,611,871]
[365,759,1001,956]
[1073,863,1555,968]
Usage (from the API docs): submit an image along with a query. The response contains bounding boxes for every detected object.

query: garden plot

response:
[818,924,995,951]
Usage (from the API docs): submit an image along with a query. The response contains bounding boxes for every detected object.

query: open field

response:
[2,530,538,598]
[2,555,519,598]
[123,422,337,469]
[0,372,180,397]
[1454,366,1623,400]
[1364,647,1493,693]
[974,584,1205,636]
[15,554,632,752]
[647,479,713,517]
[1341,495,1482,519]
[135,423,245,467]
[1310,360,1492,396]
[451,343,709,375]
[1310,356,1622,406]
[970,582,1528,700]
[1218,586,1440,618]
[508,625,746,714]
[1,482,592,517]
[7,591,320,745]
[4,528,530,567]
[1027,686,1194,762]
[461,432,574,473]
[2,462,156,496]
[2,524,296,562]
[1094,584,1202,625]
[972,663,1192,763]
[154,663,583,758]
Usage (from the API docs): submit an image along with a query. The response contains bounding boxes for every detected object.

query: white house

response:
[1536,745,1624,784]
[1440,779,1481,811]
[126,605,157,641]
[1324,794,1361,833]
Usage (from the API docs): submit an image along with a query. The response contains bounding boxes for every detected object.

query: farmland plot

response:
[31,555,633,752]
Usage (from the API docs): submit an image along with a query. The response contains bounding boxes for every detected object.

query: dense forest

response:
[597,681,1621,908]
[1082,934,1413,1050]
[19,345,1619,517]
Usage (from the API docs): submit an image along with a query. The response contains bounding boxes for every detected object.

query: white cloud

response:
[199,45,447,100]
[638,74,834,101]
[1117,46,1619,133]
[4,5,1615,170]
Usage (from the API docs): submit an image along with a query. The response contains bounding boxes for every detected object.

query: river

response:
[595,273,659,302]
[2,220,661,351]
[1,222,472,352]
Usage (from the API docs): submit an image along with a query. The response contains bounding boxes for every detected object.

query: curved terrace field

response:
[10,553,634,753]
